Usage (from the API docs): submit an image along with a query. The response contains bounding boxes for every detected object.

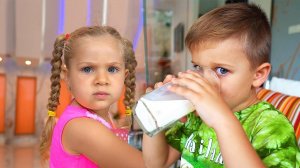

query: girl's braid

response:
[40,35,66,161]
[123,39,137,110]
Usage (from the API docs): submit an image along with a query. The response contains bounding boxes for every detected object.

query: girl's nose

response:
[94,71,109,85]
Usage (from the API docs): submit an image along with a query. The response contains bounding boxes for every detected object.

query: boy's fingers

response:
[154,82,164,89]
[145,87,153,93]
[163,74,175,84]
[146,75,175,94]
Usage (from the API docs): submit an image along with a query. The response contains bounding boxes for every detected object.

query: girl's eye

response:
[216,67,228,76]
[81,67,93,73]
[108,66,119,73]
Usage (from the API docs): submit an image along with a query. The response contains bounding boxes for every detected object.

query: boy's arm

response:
[143,132,181,168]
[142,75,180,167]
[213,111,266,168]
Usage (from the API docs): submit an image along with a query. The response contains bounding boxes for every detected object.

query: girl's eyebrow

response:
[108,62,123,65]
[77,60,123,64]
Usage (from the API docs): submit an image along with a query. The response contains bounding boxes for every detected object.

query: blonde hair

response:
[40,26,137,161]
[185,3,271,69]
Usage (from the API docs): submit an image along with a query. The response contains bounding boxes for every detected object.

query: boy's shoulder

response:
[236,101,294,135]
[238,102,299,160]
[236,101,287,119]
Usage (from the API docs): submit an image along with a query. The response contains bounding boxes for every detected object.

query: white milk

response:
[134,83,195,136]
[134,69,219,136]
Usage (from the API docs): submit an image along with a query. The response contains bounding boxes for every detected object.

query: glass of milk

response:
[134,68,220,136]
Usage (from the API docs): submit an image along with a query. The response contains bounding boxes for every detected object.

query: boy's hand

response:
[156,74,175,88]
[146,74,188,123]
[146,74,175,93]
[168,70,231,128]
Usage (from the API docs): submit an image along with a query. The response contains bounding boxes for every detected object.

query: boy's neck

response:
[232,91,259,112]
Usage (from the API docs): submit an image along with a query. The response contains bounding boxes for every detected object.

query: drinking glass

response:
[134,67,220,136]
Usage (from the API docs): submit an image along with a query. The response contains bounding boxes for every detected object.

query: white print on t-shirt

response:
[180,158,194,168]
[184,133,223,165]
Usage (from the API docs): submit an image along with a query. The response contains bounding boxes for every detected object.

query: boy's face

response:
[190,38,262,112]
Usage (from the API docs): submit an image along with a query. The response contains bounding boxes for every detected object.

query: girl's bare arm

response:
[63,118,146,168]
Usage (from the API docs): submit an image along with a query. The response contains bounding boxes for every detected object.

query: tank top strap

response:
[62,105,112,129]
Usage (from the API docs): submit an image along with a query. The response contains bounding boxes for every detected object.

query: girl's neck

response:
[70,99,111,124]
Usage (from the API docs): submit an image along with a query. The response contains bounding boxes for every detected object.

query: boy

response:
[142,3,299,168]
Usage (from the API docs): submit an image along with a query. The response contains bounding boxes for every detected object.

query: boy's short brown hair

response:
[185,3,271,69]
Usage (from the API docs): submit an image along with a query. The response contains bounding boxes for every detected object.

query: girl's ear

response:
[125,69,129,78]
[61,64,69,83]
[252,63,271,87]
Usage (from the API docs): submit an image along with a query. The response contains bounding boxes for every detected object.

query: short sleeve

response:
[165,121,185,151]
[166,113,203,152]
[251,109,300,167]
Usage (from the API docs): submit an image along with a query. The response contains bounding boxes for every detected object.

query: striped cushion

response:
[256,88,300,145]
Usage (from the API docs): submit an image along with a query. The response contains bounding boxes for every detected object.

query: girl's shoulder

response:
[64,116,112,139]
[61,111,117,156]
[60,105,112,129]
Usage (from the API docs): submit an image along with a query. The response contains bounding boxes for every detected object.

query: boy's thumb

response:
[145,87,153,93]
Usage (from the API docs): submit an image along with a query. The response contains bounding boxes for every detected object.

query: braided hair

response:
[40,26,137,161]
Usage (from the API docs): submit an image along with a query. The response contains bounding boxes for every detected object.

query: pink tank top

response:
[49,105,113,168]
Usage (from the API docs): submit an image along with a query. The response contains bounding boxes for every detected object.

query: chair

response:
[256,87,300,145]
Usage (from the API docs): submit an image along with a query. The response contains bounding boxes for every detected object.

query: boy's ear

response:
[252,63,271,87]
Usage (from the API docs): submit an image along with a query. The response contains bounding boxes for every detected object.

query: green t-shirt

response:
[166,101,300,168]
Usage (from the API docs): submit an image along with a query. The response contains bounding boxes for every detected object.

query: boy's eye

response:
[81,67,93,73]
[108,66,119,73]
[216,67,228,76]
[193,65,202,71]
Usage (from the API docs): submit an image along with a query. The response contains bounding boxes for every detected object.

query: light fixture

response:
[25,60,32,65]
[0,57,2,62]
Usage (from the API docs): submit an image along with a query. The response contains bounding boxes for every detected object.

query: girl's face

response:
[65,35,126,115]
[191,38,262,112]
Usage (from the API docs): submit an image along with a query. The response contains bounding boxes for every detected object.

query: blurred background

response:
[0,0,299,167]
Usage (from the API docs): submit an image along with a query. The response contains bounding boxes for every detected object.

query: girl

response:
[40,26,145,168]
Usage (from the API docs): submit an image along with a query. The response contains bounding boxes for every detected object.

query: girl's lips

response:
[93,91,109,99]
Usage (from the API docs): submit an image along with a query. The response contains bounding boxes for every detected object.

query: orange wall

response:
[117,86,126,116]
[0,74,5,133]
[15,77,36,134]
[56,80,72,117]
